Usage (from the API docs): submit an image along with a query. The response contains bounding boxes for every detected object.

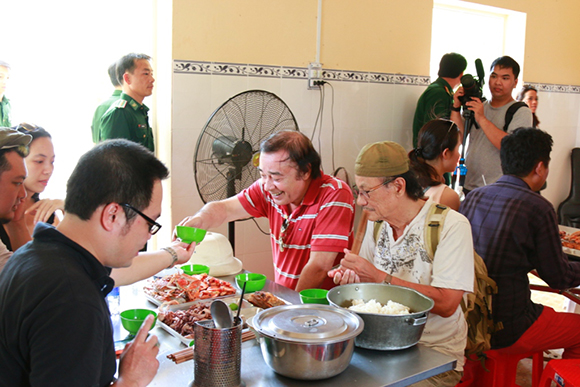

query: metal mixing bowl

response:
[327,283,434,350]
[249,304,364,380]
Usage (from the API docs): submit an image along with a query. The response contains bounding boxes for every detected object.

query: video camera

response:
[452,58,487,194]
[458,58,486,106]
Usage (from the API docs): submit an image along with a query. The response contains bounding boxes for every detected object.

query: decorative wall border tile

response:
[525,82,580,94]
[174,60,579,92]
[174,60,430,86]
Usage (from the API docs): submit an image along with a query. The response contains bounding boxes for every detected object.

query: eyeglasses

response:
[15,122,40,133]
[120,203,162,235]
[277,218,289,252]
[353,178,395,200]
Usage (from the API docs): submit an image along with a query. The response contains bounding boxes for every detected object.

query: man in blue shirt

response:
[461,128,580,358]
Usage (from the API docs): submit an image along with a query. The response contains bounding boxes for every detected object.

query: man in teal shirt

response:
[91,62,122,144]
[99,53,155,152]
[412,53,467,147]
[0,61,12,128]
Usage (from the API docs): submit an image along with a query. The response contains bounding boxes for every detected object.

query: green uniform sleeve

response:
[423,88,452,121]
[412,87,452,147]
[100,109,133,142]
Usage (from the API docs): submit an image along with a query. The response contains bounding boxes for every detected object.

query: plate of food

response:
[144,272,237,306]
[559,225,580,257]
[244,291,291,309]
[157,297,261,346]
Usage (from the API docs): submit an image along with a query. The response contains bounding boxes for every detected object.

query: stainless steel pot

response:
[249,304,364,380]
[327,283,434,350]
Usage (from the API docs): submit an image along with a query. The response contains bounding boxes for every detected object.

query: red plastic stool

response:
[456,350,544,387]
[539,359,580,386]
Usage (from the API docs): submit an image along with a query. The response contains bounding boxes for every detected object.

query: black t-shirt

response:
[0,223,116,386]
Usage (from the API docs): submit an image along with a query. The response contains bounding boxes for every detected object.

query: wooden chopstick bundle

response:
[167,330,256,364]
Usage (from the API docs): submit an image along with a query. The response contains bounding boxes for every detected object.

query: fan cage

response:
[194,90,299,204]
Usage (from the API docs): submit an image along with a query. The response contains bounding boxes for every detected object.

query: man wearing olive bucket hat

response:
[329,141,474,386]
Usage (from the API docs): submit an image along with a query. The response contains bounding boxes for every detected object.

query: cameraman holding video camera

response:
[451,56,532,194]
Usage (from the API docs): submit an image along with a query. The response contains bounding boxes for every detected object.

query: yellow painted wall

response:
[173,0,432,75]
[173,0,317,67]
[469,0,580,85]
[173,0,580,87]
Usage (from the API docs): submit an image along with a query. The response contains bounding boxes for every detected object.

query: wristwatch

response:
[450,105,461,112]
[162,247,179,269]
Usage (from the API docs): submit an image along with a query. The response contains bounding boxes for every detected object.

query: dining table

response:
[113,273,456,387]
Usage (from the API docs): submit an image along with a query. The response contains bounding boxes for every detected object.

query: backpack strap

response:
[373,221,383,242]
[425,203,450,259]
[375,202,449,258]
[503,102,528,132]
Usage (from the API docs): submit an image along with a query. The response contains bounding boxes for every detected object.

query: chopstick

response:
[167,330,256,364]
[330,211,369,275]
[351,211,369,255]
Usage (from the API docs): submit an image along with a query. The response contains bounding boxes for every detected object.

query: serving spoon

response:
[211,300,232,329]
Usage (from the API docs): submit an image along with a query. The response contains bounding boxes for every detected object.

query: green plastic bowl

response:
[120,309,157,335]
[299,289,329,304]
[181,264,210,276]
[175,226,207,244]
[235,273,267,293]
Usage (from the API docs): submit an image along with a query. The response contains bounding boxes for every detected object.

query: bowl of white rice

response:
[348,299,411,315]
[327,283,434,350]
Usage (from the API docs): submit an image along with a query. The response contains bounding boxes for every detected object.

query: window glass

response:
[431,1,526,101]
[3,1,154,199]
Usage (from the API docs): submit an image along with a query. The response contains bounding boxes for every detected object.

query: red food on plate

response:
[144,273,236,304]
[561,231,580,251]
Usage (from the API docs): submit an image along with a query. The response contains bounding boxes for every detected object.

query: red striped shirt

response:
[238,174,354,290]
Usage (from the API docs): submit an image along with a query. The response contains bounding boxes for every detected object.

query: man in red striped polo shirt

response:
[178,130,354,291]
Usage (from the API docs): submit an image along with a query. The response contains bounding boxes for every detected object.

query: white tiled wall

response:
[171,63,580,280]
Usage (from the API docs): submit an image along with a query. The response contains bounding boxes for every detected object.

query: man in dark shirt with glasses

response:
[0,140,194,386]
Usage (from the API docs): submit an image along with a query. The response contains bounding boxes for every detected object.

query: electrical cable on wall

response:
[327,82,336,172]
[312,81,350,187]
[317,84,325,162]
[251,218,269,236]
[310,84,324,142]
[310,83,325,168]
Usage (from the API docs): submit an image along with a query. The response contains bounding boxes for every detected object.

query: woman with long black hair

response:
[409,119,461,210]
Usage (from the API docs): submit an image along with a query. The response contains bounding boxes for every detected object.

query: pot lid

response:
[252,304,363,344]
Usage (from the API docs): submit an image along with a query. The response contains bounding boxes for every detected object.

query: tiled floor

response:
[514,274,569,387]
